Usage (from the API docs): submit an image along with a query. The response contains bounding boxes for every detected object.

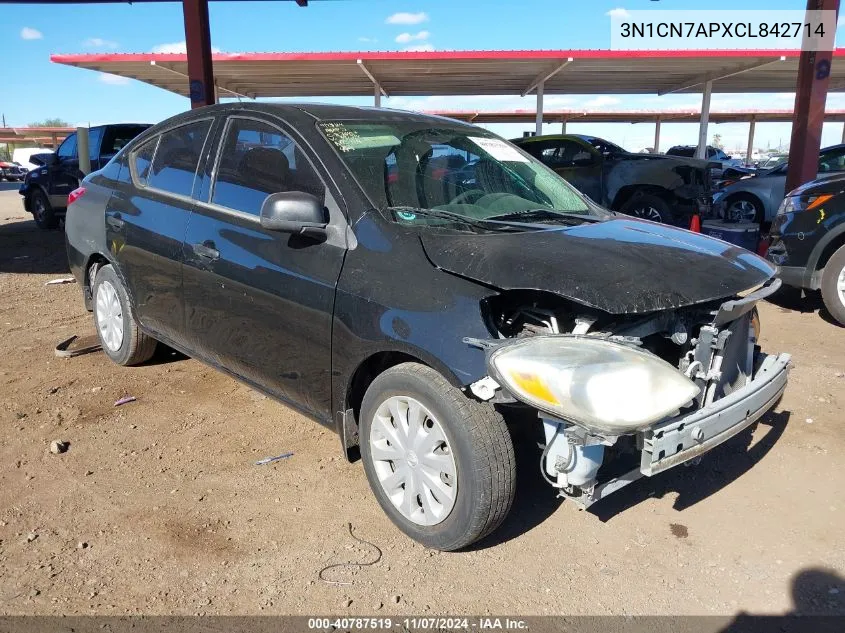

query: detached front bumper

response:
[580,351,790,508]
[641,352,790,476]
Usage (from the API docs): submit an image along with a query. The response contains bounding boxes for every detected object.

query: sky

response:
[2,0,845,153]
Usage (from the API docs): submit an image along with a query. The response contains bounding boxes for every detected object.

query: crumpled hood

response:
[421,218,775,314]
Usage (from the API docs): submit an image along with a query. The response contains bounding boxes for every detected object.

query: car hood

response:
[420,218,774,314]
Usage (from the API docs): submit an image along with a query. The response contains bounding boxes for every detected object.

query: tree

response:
[712,133,724,149]
[28,118,70,128]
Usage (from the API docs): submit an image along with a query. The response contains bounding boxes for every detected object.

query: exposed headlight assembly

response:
[777,193,832,216]
[488,336,699,435]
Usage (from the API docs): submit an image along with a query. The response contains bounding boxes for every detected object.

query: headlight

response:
[777,193,832,216]
[488,336,699,435]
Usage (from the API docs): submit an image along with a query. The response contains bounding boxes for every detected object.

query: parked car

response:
[713,144,845,226]
[767,173,845,325]
[0,161,27,181]
[20,123,150,229]
[66,103,789,550]
[513,134,714,225]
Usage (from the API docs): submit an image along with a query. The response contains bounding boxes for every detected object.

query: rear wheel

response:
[359,363,515,551]
[725,193,764,225]
[821,244,845,326]
[93,264,157,365]
[31,189,58,230]
[621,192,675,224]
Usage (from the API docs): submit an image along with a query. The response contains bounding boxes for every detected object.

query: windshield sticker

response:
[469,137,529,163]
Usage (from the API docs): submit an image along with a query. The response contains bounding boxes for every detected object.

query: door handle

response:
[192,241,220,261]
[106,213,124,230]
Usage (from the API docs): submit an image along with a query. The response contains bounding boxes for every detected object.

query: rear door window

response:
[210,117,326,216]
[132,137,159,185]
[101,125,150,160]
[88,128,104,161]
[144,120,212,197]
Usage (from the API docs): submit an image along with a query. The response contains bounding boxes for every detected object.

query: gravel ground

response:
[1,188,844,617]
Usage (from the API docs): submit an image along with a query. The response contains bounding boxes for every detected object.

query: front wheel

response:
[621,193,675,224]
[30,189,58,230]
[93,264,158,365]
[821,244,845,326]
[359,363,515,551]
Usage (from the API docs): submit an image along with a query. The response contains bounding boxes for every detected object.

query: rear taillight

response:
[68,186,86,206]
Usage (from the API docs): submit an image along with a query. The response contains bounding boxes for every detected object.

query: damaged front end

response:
[465,279,791,509]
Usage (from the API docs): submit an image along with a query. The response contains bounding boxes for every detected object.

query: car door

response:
[521,139,604,203]
[106,118,214,343]
[182,115,347,417]
[48,132,80,208]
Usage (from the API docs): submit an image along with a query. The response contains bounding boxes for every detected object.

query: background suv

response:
[20,123,149,229]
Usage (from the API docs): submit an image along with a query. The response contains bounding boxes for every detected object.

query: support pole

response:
[746,118,756,167]
[841,122,845,144]
[786,0,840,192]
[182,0,215,109]
[695,80,713,160]
[535,81,544,136]
[653,118,661,153]
[561,119,567,134]
[374,84,381,108]
[77,127,90,176]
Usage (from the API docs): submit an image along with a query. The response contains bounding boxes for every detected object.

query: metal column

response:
[561,119,567,134]
[694,80,713,160]
[653,118,661,153]
[746,118,756,167]
[841,122,845,144]
[535,81,544,136]
[374,84,381,108]
[786,0,840,191]
[182,0,216,109]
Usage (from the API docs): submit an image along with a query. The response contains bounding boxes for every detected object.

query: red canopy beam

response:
[786,0,841,192]
[182,0,215,108]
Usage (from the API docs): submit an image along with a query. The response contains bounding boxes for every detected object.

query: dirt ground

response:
[1,185,844,617]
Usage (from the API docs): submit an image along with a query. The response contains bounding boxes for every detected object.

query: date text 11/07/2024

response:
[306,617,529,630]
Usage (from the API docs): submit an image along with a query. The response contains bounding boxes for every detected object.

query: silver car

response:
[713,144,845,225]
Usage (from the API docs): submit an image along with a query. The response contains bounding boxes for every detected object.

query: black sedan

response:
[768,173,845,325]
[65,103,789,550]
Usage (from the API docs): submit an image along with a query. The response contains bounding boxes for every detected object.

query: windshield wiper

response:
[484,209,602,224]
[387,207,523,232]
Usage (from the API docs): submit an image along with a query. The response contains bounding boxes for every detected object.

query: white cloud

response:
[395,30,430,44]
[20,27,43,40]
[402,44,435,52]
[358,36,378,43]
[83,37,118,49]
[584,96,621,108]
[98,73,130,85]
[151,41,221,54]
[605,8,631,19]
[386,12,429,25]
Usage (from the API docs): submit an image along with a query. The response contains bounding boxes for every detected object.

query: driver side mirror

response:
[260,191,328,239]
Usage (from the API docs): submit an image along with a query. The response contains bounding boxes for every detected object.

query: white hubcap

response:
[96,280,124,352]
[369,396,457,526]
[837,266,845,305]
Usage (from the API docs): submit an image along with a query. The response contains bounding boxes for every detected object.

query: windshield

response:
[319,120,593,226]
[580,136,625,154]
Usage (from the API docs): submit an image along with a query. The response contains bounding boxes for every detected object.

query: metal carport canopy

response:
[50,48,845,99]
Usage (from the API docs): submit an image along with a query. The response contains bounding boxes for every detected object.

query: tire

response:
[359,362,515,551]
[821,244,845,326]
[30,189,58,230]
[621,192,675,224]
[92,264,157,366]
[725,193,764,225]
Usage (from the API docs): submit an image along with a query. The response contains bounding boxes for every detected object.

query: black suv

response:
[20,123,149,229]
[768,173,845,325]
[513,134,714,226]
